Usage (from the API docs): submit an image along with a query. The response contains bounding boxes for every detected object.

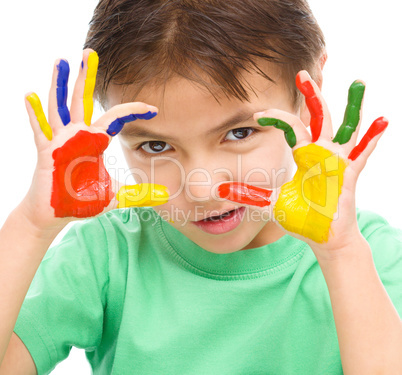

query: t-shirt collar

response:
[156,212,307,277]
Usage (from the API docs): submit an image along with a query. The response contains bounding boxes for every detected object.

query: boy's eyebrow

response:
[210,110,255,135]
[119,109,256,141]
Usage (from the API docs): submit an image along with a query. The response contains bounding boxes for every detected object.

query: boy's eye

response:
[140,141,173,154]
[224,127,255,141]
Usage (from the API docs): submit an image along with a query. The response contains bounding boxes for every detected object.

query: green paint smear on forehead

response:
[257,117,297,148]
[333,81,366,145]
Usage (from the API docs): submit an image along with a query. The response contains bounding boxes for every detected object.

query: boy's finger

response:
[348,117,388,162]
[48,59,71,129]
[217,182,272,207]
[333,80,366,145]
[254,109,311,148]
[112,183,170,208]
[83,51,99,125]
[25,92,53,141]
[106,179,169,210]
[295,70,332,142]
[70,49,99,126]
[92,102,158,136]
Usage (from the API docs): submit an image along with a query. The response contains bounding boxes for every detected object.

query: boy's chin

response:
[160,206,272,254]
[181,225,264,254]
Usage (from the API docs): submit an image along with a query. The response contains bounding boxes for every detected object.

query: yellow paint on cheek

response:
[275,144,347,243]
[83,51,99,126]
[27,93,53,140]
[117,183,169,208]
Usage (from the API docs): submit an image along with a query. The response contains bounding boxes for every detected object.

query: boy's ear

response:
[315,49,327,89]
[299,49,327,127]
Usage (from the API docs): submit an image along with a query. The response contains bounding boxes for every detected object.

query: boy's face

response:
[107,68,299,253]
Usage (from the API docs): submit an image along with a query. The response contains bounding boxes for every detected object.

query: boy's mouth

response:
[192,207,246,235]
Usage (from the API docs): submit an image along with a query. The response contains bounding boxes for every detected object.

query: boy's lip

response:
[193,206,242,222]
[191,207,246,235]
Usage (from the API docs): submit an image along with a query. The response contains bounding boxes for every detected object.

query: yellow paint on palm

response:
[27,93,53,140]
[83,51,99,126]
[275,144,347,243]
[117,183,169,208]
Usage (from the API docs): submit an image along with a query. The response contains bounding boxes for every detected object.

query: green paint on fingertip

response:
[333,81,366,145]
[257,117,297,148]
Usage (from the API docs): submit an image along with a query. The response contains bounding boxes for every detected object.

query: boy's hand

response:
[219,70,387,260]
[22,49,169,230]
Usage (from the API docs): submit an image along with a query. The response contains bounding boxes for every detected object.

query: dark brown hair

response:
[85,0,325,108]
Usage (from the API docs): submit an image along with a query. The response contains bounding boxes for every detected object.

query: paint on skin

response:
[83,51,99,126]
[257,117,297,148]
[348,117,388,161]
[27,93,53,140]
[333,81,366,145]
[51,130,112,218]
[295,74,323,142]
[275,144,347,243]
[217,182,272,207]
[56,59,71,125]
[117,184,169,208]
[106,112,158,136]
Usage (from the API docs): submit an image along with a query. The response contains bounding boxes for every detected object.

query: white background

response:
[0,0,401,373]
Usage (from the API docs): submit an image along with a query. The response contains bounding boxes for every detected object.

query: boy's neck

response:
[240,221,285,251]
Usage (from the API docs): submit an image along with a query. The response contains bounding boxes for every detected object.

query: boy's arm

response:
[261,72,402,373]
[221,70,402,373]
[315,236,402,374]
[0,333,37,375]
[0,332,37,375]
[0,204,60,370]
[0,49,165,370]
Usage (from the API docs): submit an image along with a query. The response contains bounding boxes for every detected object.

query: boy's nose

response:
[183,168,232,203]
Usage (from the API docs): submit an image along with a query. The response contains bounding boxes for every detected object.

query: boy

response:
[0,1,401,374]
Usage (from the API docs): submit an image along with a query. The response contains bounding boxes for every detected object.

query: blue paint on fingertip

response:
[106,111,158,136]
[135,111,158,120]
[106,114,136,136]
[57,60,69,86]
[56,59,71,125]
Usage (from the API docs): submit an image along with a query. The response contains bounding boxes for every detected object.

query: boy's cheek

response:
[152,203,198,228]
[239,150,294,190]
[122,138,295,210]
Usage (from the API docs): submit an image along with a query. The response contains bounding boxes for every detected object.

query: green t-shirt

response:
[14,208,402,375]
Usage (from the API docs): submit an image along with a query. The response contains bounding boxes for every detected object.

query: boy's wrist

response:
[13,200,68,243]
[313,231,402,374]
[313,234,373,276]
[311,232,371,266]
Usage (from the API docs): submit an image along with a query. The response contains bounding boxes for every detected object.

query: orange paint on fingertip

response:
[218,182,272,207]
[348,117,388,161]
[296,72,324,143]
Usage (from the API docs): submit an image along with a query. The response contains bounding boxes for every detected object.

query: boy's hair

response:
[85,0,325,108]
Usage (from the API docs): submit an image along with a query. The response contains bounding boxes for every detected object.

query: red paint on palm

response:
[218,182,272,207]
[348,117,388,161]
[296,73,324,142]
[51,130,113,218]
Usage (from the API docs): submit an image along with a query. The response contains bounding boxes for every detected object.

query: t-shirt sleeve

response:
[357,210,402,318]
[13,217,109,375]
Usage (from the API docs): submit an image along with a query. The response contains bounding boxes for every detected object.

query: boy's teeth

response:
[205,209,234,221]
